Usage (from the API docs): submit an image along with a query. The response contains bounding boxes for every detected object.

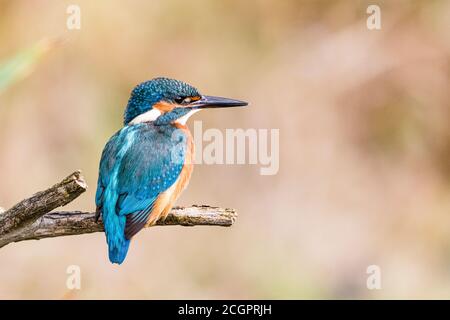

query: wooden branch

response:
[0,171,237,248]
[0,206,236,248]
[0,171,87,236]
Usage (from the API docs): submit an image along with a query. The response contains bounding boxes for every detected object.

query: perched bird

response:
[95,77,247,264]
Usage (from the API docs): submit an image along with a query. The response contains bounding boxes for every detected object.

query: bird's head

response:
[124,77,247,126]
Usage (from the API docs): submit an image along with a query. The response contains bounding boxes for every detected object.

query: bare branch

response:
[0,171,87,236]
[0,206,236,248]
[0,171,237,249]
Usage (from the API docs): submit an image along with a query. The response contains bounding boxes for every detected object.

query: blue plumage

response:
[96,123,187,264]
[96,77,247,264]
[123,78,199,125]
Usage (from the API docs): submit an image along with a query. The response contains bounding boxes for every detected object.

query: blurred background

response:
[0,0,449,299]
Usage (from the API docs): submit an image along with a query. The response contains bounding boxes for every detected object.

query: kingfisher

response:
[95,77,247,264]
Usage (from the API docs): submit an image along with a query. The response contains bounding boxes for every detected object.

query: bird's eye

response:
[175,97,192,105]
[182,97,192,104]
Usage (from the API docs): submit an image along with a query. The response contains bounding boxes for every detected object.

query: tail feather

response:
[102,201,131,264]
[108,238,130,264]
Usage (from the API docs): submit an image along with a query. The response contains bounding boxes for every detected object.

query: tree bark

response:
[0,171,87,236]
[0,171,237,248]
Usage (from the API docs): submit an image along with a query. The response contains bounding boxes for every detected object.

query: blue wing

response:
[95,123,187,263]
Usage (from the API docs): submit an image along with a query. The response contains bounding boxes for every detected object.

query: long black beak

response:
[190,95,248,109]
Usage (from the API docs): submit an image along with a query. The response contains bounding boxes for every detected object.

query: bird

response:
[95,77,248,264]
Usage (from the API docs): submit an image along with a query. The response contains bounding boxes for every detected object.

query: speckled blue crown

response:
[123,77,199,125]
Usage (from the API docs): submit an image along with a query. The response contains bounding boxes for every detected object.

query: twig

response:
[0,171,87,235]
[0,171,237,248]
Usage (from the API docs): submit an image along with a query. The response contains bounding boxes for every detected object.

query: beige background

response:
[0,0,450,299]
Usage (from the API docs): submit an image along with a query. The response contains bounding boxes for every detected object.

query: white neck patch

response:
[176,109,200,125]
[129,108,200,126]
[129,108,162,125]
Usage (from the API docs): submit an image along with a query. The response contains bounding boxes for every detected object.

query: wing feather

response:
[95,123,187,240]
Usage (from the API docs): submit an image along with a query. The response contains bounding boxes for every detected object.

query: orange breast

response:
[145,123,194,226]
[162,123,194,216]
